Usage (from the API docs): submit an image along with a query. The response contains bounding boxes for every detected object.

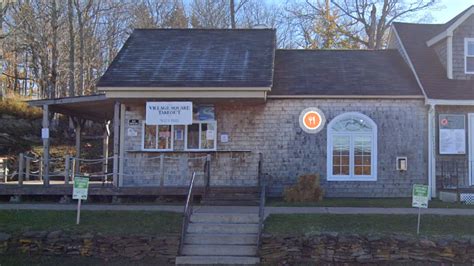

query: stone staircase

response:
[175,207,260,265]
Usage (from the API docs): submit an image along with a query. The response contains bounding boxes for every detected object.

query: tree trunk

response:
[367,4,377,49]
[50,0,59,99]
[67,0,75,97]
[230,0,236,29]
[75,2,85,96]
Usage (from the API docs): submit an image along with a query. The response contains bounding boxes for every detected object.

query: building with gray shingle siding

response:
[27,6,474,199]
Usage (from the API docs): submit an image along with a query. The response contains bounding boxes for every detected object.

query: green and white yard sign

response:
[412,184,429,235]
[73,176,90,200]
[73,176,89,225]
[412,184,429,208]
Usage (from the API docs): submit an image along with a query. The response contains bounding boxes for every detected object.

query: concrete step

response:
[191,213,259,224]
[184,233,258,245]
[181,244,257,256]
[200,199,259,206]
[175,255,259,265]
[205,193,259,198]
[187,223,259,234]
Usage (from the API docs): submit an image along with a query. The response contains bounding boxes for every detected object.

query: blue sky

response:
[431,0,473,23]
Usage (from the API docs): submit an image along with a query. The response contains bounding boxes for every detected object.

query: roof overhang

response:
[97,86,271,99]
[426,99,474,106]
[426,6,474,47]
[28,94,115,122]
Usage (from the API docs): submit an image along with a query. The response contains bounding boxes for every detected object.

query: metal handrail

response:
[178,171,196,256]
[204,154,211,196]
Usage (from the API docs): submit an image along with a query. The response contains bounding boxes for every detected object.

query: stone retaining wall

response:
[0,231,178,264]
[261,233,474,264]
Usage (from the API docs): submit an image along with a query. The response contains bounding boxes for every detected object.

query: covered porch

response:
[0,95,263,198]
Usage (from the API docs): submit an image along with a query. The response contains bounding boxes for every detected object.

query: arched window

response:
[327,112,377,181]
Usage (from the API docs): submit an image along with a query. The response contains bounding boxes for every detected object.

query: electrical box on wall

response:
[396,157,407,171]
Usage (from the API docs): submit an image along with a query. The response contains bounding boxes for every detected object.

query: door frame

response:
[468,113,474,186]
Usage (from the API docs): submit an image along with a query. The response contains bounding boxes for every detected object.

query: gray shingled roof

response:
[270,49,422,96]
[97,29,276,88]
[394,22,474,100]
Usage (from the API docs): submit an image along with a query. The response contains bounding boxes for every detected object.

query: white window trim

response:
[184,121,217,151]
[327,112,378,181]
[141,122,174,151]
[465,38,474,74]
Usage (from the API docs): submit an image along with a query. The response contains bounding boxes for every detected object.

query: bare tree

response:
[74,0,93,96]
[229,0,249,28]
[190,0,229,28]
[67,0,75,97]
[286,0,359,49]
[331,0,438,49]
[130,0,187,29]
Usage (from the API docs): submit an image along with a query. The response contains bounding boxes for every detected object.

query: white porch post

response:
[42,104,50,186]
[119,104,125,187]
[112,101,120,187]
[103,120,111,182]
[74,121,81,174]
[428,104,436,198]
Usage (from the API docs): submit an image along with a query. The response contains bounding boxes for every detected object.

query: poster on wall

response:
[146,102,192,125]
[439,114,465,154]
[193,105,215,121]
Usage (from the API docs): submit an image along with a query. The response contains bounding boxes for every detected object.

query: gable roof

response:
[97,29,276,88]
[427,5,474,47]
[270,49,422,96]
[394,22,474,100]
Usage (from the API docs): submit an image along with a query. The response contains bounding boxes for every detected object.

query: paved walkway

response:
[1,203,474,217]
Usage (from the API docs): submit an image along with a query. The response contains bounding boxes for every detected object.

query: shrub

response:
[0,96,42,120]
[283,174,324,202]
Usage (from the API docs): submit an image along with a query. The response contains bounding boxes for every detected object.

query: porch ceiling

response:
[27,94,115,122]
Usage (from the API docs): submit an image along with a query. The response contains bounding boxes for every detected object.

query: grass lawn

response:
[265,214,474,237]
[0,210,181,235]
[267,197,474,209]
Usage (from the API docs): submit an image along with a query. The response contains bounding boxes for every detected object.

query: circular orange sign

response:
[303,111,322,130]
[299,107,325,133]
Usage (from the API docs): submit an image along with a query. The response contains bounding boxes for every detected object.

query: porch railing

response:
[179,171,196,255]
[436,159,469,189]
[12,153,115,186]
[10,151,259,188]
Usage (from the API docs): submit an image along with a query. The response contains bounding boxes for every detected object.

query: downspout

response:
[427,104,436,198]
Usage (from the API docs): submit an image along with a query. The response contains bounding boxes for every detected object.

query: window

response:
[327,112,377,181]
[142,122,173,151]
[465,38,474,74]
[185,121,217,151]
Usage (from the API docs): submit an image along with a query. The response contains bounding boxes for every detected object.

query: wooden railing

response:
[436,159,469,189]
[178,171,196,256]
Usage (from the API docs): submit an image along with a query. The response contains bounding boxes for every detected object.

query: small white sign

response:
[73,176,90,200]
[175,129,184,141]
[41,128,49,139]
[220,133,229,143]
[146,102,192,125]
[127,128,138,137]
[206,129,215,140]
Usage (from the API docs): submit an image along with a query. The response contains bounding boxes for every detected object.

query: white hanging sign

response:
[146,102,192,125]
[439,114,465,154]
[41,128,49,139]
